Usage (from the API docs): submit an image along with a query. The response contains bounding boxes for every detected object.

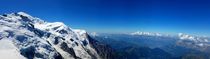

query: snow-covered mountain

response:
[130,31,210,51]
[0,12,104,59]
[131,31,164,36]
[177,33,210,51]
[131,31,209,41]
[178,33,209,42]
[89,32,99,37]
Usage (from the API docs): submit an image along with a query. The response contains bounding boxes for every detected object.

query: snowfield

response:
[0,39,25,59]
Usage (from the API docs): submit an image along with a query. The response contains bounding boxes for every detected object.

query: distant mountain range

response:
[90,32,210,59]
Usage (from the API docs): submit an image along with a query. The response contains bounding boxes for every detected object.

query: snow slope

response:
[0,39,25,59]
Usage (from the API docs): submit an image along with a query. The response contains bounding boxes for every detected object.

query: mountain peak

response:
[178,33,199,40]
[16,12,31,17]
[131,31,163,36]
[178,33,209,43]
[89,32,99,37]
[73,29,87,35]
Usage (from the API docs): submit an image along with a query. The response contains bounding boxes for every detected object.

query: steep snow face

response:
[73,29,101,59]
[0,12,100,59]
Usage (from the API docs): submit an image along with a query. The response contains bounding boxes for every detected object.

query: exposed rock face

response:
[87,35,116,59]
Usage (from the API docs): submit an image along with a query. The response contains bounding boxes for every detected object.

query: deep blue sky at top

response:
[0,0,210,35]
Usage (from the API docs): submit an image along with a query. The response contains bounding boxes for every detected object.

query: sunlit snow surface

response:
[0,39,25,59]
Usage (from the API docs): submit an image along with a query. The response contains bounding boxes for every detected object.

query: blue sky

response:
[0,0,210,35]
